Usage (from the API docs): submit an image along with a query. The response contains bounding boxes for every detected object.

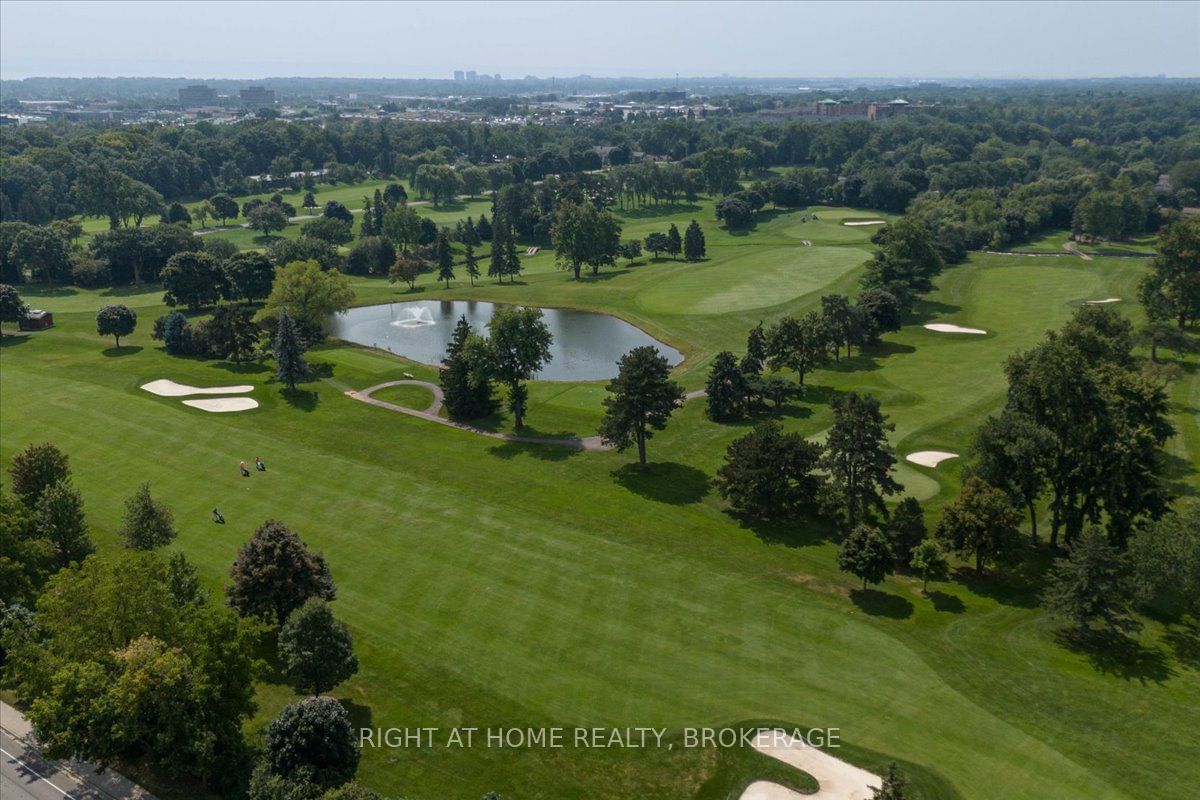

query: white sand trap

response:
[182,397,259,413]
[906,450,959,468]
[141,379,254,397]
[924,323,987,335]
[1084,297,1121,304]
[740,730,880,800]
[842,220,885,227]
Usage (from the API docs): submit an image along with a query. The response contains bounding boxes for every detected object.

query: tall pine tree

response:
[274,308,311,391]
[436,231,455,288]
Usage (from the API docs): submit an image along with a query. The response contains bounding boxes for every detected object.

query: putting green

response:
[636,245,870,315]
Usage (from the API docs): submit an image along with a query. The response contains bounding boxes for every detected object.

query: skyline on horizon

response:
[2,0,1198,82]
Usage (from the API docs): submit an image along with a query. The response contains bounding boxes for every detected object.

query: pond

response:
[330,300,683,381]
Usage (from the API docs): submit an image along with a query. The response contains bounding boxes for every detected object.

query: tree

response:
[92,303,137,349]
[303,192,317,210]
[8,442,70,506]
[705,351,747,422]
[551,200,621,279]
[436,230,455,288]
[157,311,190,355]
[161,251,226,310]
[278,598,358,696]
[9,226,72,287]
[210,193,239,226]
[263,697,359,789]
[1043,527,1138,634]
[388,254,422,291]
[857,288,902,340]
[666,223,682,259]
[205,303,260,362]
[193,201,213,229]
[766,312,828,386]
[886,497,926,566]
[1143,216,1200,330]
[163,201,192,226]
[488,229,507,283]
[463,244,480,286]
[715,420,825,518]
[715,195,753,229]
[822,393,902,526]
[35,479,93,568]
[302,217,353,246]
[119,483,177,550]
[224,251,276,302]
[274,308,312,391]
[617,240,642,264]
[860,217,943,305]
[249,203,290,238]
[1,283,29,332]
[7,551,258,793]
[821,294,865,360]
[1126,504,1200,617]
[322,201,354,225]
[644,231,671,259]
[227,520,336,625]
[265,260,355,341]
[909,540,948,593]
[936,476,1022,574]
[838,524,894,589]
[346,237,396,276]
[487,306,553,429]
[598,346,685,467]
[440,316,495,420]
[742,322,767,375]
[972,410,1055,541]
[683,220,706,261]
[0,489,55,606]
[503,229,522,283]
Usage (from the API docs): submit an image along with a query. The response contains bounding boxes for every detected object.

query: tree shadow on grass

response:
[0,334,32,348]
[1056,628,1174,684]
[487,437,582,462]
[213,360,270,374]
[101,284,156,298]
[951,547,1056,609]
[612,461,710,505]
[850,587,914,619]
[340,699,373,732]
[21,285,78,298]
[908,298,963,324]
[1161,452,1199,499]
[1162,622,1200,671]
[253,629,286,685]
[280,388,319,411]
[617,202,702,219]
[737,509,839,549]
[927,590,967,614]
[102,345,143,357]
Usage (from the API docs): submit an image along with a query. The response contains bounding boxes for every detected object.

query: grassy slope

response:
[3,202,1198,800]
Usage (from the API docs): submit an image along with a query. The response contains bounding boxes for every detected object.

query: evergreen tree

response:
[464,244,480,286]
[278,598,359,696]
[715,420,825,518]
[440,316,495,420]
[1044,527,1138,634]
[838,524,894,589]
[705,351,747,422]
[871,763,909,800]
[822,393,902,526]
[488,230,506,283]
[118,482,178,550]
[477,213,493,241]
[503,230,522,283]
[274,308,312,391]
[666,223,682,259]
[886,497,926,566]
[741,322,767,375]
[372,188,385,233]
[436,230,455,288]
[35,479,93,568]
[359,200,377,237]
[683,219,706,261]
[8,442,71,506]
[598,346,685,467]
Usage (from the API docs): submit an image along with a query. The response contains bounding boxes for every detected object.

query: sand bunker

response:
[842,220,885,227]
[141,379,254,397]
[740,730,880,800]
[906,450,959,468]
[182,397,259,413]
[924,323,987,335]
[1084,298,1121,304]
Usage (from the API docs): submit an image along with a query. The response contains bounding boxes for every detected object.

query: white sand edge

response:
[924,323,987,335]
[182,397,260,413]
[906,450,959,468]
[741,730,881,800]
[1083,298,1121,304]
[142,379,254,397]
[842,220,886,226]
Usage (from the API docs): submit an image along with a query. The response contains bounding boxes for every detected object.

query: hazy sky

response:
[2,0,1197,80]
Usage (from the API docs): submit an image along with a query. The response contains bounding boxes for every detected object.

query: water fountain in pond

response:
[390,306,436,328]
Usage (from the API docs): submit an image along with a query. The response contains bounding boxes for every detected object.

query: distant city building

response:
[239,86,276,106]
[454,70,465,81]
[178,84,218,107]
[466,70,477,80]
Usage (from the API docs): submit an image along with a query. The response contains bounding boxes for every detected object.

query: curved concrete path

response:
[740,729,880,800]
[348,381,709,452]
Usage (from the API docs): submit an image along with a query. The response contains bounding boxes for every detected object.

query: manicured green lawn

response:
[370,383,436,411]
[3,203,1197,800]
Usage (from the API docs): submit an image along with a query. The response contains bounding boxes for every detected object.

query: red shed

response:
[19,310,54,331]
